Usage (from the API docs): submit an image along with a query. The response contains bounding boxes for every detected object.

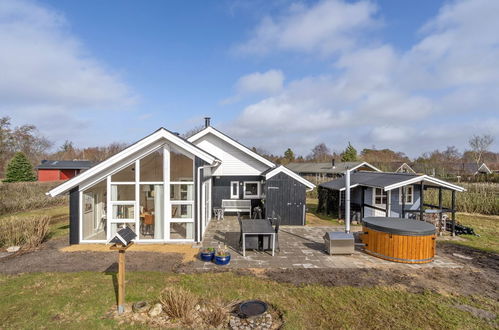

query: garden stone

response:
[148,303,163,317]
[132,301,149,313]
[6,246,20,253]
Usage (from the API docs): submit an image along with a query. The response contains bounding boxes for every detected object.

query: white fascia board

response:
[265,165,316,190]
[188,127,276,169]
[396,163,416,174]
[384,175,465,192]
[478,163,492,174]
[48,128,218,197]
[350,162,381,172]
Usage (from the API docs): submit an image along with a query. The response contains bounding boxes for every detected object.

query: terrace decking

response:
[196,216,461,270]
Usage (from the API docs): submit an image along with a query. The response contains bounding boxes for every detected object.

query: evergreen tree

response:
[341,142,358,162]
[3,152,36,182]
[284,148,295,162]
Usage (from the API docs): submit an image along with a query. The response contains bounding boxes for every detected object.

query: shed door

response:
[266,173,306,225]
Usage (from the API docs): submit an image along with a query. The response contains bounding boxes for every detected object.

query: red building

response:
[36,160,93,182]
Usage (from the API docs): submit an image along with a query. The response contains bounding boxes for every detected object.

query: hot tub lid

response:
[362,217,436,236]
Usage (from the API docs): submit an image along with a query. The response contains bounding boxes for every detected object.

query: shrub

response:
[199,298,234,328]
[0,181,67,215]
[3,152,36,182]
[159,287,198,323]
[0,215,50,249]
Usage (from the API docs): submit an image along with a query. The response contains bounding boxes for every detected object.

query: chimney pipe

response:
[204,117,211,128]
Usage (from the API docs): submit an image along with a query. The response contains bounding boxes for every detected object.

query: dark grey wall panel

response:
[212,175,263,210]
[69,187,79,245]
[265,172,306,225]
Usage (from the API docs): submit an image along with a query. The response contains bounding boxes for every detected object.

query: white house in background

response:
[48,118,315,245]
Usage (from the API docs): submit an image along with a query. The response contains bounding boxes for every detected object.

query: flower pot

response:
[200,251,215,262]
[214,254,231,265]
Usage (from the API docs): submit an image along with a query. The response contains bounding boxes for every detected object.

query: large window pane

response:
[139,184,164,239]
[170,184,193,201]
[170,222,193,240]
[140,149,163,182]
[111,185,135,201]
[112,204,135,220]
[171,204,193,219]
[111,163,135,182]
[82,180,107,240]
[170,150,193,181]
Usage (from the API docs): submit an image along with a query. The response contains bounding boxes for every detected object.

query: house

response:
[318,171,464,234]
[458,162,492,175]
[285,161,380,180]
[47,119,315,245]
[36,160,93,182]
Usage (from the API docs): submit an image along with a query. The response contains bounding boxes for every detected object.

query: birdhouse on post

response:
[109,226,136,314]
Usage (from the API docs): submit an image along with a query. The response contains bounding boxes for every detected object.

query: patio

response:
[196,216,461,270]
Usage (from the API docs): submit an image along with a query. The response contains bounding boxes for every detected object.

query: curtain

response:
[154,185,163,239]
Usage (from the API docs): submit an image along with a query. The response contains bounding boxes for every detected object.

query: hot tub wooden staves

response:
[360,217,436,264]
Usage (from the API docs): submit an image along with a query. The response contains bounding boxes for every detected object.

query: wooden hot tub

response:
[361,217,436,264]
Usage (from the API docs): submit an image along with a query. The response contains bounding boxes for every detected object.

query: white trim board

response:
[265,165,316,190]
[187,126,276,169]
[48,128,219,197]
[384,175,465,192]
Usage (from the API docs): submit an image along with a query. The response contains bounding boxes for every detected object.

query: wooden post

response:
[110,242,133,314]
[401,187,406,219]
[420,182,424,221]
[451,190,456,237]
[438,187,443,235]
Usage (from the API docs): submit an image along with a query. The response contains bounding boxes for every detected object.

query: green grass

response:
[0,272,497,329]
[306,198,340,224]
[447,213,499,254]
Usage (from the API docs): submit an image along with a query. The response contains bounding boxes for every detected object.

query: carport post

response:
[345,169,351,233]
[451,190,456,236]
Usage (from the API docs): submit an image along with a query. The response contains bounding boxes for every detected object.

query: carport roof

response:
[319,171,465,192]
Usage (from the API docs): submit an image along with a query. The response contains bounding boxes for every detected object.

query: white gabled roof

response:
[265,165,316,190]
[384,175,465,192]
[48,128,219,197]
[348,161,381,172]
[188,126,276,169]
[477,163,492,174]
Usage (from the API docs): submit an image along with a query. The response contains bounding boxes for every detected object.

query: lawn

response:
[306,198,341,225]
[0,271,497,329]
[448,213,499,254]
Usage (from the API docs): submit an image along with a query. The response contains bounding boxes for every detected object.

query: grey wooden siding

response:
[69,187,79,244]
[212,175,263,210]
[265,172,306,225]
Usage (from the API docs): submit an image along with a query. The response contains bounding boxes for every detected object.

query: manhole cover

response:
[239,300,268,319]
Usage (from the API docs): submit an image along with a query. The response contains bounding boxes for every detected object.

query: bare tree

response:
[308,143,331,162]
[468,134,494,165]
[182,125,204,139]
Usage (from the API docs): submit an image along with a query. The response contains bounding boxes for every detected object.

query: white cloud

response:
[235,0,379,55]
[0,0,136,142]
[228,0,499,156]
[222,70,285,104]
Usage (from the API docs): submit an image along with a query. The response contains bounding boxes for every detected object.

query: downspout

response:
[345,169,351,233]
[196,160,220,243]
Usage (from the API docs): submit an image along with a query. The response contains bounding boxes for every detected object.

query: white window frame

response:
[243,181,261,199]
[399,186,414,204]
[230,181,239,199]
[373,187,387,206]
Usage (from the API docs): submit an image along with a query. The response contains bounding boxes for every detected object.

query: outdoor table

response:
[241,219,276,257]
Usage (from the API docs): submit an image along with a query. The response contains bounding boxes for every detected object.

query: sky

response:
[0,0,498,158]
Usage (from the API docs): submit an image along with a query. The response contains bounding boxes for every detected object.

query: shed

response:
[36,160,93,182]
[264,166,315,225]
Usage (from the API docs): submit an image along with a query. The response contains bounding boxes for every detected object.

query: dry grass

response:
[199,298,235,328]
[159,286,198,324]
[0,215,50,249]
[0,181,67,215]
[60,243,198,262]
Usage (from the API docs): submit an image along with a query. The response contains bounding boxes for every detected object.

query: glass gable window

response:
[111,185,135,201]
[81,180,107,241]
[170,150,193,181]
[170,184,193,201]
[140,149,163,182]
[111,163,135,182]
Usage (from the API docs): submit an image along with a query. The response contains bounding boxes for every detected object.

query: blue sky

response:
[1,0,498,158]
